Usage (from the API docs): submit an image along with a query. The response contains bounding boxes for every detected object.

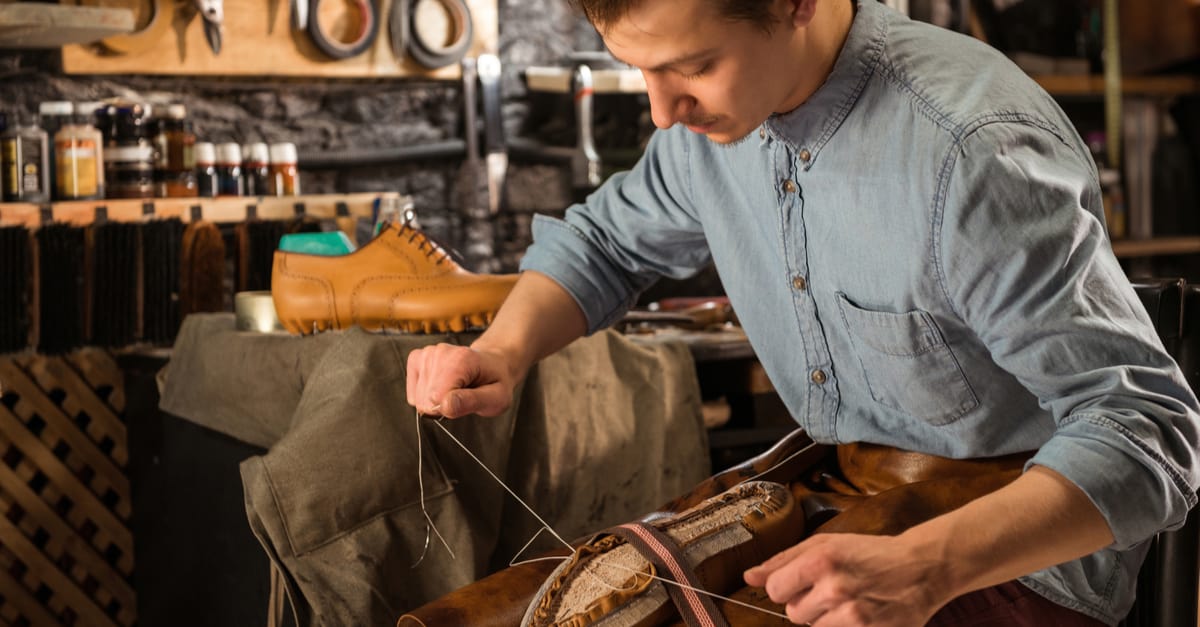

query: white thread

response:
[412,411,456,566]
[418,407,796,623]
[427,414,574,550]
[508,528,573,568]
[735,442,819,487]
[585,559,792,621]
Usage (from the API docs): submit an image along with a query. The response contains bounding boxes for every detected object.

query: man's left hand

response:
[743,532,951,626]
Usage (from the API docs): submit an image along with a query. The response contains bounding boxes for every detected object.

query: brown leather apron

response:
[398,431,1055,627]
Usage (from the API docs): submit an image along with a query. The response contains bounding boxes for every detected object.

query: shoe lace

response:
[395,219,461,266]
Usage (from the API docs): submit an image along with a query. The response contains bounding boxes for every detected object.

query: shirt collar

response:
[764,0,889,167]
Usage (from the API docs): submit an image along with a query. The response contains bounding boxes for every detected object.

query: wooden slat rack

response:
[0,349,135,626]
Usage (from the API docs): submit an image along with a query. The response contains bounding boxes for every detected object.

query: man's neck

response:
[774,0,857,114]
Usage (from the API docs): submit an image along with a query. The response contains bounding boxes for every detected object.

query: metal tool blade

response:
[292,0,309,30]
[204,21,223,54]
[477,53,506,216]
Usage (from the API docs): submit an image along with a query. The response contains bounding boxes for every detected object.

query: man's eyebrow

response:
[609,48,718,73]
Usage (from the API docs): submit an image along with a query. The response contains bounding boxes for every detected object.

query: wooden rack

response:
[0,192,404,228]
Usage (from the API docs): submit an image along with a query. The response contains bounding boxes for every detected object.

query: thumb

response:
[441,383,512,418]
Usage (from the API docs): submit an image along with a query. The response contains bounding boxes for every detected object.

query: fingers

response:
[745,541,807,586]
[406,343,511,418]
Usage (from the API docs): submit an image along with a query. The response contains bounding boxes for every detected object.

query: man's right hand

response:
[406,343,521,418]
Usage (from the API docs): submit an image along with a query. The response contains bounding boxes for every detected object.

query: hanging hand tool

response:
[291,0,309,31]
[455,57,497,272]
[194,0,224,54]
[571,63,603,196]
[477,53,506,216]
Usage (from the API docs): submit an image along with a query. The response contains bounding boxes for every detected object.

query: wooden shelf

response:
[0,3,134,48]
[0,192,404,227]
[1034,74,1200,97]
[61,0,497,79]
[525,66,646,94]
[1110,236,1200,258]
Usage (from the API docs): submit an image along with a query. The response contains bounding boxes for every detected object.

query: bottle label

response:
[56,138,99,198]
[2,136,46,199]
[1,139,15,196]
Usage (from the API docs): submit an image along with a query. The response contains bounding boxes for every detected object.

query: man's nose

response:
[645,76,694,129]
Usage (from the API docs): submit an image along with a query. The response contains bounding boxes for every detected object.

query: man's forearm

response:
[470,270,589,378]
[906,465,1115,605]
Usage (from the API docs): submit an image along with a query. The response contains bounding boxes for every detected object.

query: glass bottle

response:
[154,104,198,198]
[54,109,105,201]
[268,142,300,196]
[243,142,270,197]
[216,142,244,197]
[105,102,155,199]
[39,101,73,201]
[1,111,50,203]
[195,142,218,198]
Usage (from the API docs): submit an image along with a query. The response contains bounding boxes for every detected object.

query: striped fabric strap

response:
[608,522,730,627]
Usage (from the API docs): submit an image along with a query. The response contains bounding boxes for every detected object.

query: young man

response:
[407,0,1200,624]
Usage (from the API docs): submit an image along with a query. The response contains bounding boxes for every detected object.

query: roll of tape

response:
[235,291,286,333]
[394,0,473,69]
[307,0,382,60]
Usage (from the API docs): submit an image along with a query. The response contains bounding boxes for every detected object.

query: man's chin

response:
[681,120,755,145]
[704,127,756,146]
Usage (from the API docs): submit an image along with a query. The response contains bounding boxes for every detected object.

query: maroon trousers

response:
[928,581,1106,626]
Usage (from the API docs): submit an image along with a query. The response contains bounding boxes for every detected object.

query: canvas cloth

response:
[157,313,711,625]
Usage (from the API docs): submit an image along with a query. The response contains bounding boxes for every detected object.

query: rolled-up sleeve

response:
[519,128,713,333]
[939,120,1200,549]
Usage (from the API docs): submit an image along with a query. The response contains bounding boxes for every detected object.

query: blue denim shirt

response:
[519,1,1200,622]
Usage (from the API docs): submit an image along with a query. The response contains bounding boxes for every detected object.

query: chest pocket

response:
[836,293,978,426]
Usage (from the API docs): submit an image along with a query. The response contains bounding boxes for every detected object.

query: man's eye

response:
[682,63,711,80]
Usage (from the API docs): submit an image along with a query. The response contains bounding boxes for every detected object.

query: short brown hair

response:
[570,0,780,33]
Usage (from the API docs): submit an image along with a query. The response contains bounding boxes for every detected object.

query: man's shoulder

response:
[875,17,1064,137]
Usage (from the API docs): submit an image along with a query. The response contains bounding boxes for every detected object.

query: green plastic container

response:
[278,231,356,256]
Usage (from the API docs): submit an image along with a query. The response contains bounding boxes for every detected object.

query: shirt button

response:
[782,179,797,194]
[799,149,812,163]
[759,128,766,139]
[811,369,827,384]
[792,275,807,291]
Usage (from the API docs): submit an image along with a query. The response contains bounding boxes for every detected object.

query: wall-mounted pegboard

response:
[61,0,495,79]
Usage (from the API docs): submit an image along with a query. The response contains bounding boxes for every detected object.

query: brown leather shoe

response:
[521,481,805,627]
[271,221,518,335]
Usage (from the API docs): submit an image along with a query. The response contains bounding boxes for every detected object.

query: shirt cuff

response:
[1028,413,1198,550]
[519,214,638,334]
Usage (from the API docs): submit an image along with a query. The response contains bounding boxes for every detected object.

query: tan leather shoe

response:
[271,221,518,335]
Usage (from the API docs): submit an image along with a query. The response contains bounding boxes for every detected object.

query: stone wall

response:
[0,0,654,270]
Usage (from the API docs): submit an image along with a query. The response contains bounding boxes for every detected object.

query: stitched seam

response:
[277,265,336,321]
[294,484,457,556]
[931,117,1068,324]
[1017,575,1113,622]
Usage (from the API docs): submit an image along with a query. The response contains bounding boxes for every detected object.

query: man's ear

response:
[790,0,818,27]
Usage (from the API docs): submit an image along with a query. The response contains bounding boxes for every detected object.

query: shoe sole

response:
[280,309,499,335]
[522,481,802,627]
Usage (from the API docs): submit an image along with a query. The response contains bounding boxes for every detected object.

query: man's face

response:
[601,0,802,144]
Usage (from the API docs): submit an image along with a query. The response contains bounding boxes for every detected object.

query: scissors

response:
[194,0,224,54]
